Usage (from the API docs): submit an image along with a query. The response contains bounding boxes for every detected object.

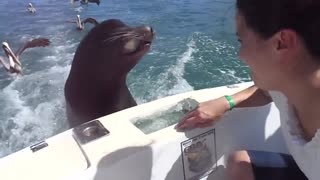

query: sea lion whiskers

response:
[103,36,128,44]
[103,33,130,41]
[103,31,138,44]
[103,31,146,44]
[108,31,134,36]
[105,30,137,39]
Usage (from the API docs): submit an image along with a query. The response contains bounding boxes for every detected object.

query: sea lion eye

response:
[123,39,140,54]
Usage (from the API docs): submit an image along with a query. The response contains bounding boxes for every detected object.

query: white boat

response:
[0,81,288,180]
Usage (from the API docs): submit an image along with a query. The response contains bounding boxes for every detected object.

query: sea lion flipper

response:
[16,38,51,58]
[82,18,99,26]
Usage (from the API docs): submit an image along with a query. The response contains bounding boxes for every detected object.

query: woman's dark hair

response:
[236,0,320,58]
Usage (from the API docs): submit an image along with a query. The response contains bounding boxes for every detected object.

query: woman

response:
[177,0,320,179]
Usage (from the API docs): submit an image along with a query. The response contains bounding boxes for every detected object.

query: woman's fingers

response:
[177,112,214,129]
[176,98,226,131]
[177,116,196,129]
[197,120,214,128]
[177,110,196,126]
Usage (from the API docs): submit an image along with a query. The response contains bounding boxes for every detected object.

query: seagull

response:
[27,3,36,13]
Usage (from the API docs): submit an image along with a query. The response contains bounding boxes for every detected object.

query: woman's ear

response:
[311,69,320,88]
[272,29,301,68]
[276,29,298,51]
[277,40,285,50]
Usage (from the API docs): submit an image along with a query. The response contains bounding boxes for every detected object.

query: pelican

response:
[70,14,99,30]
[0,38,50,75]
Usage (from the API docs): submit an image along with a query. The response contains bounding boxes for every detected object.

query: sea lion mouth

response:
[123,27,155,56]
[123,39,153,56]
[101,23,155,56]
[138,40,152,51]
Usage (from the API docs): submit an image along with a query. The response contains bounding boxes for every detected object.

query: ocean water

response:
[0,0,251,158]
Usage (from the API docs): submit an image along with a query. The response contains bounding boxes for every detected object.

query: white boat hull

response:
[0,82,288,180]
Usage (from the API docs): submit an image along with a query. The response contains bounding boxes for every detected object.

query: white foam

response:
[135,38,196,104]
[164,39,197,95]
[0,64,69,157]
[0,25,75,157]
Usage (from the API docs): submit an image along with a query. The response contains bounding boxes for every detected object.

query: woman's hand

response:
[176,96,230,130]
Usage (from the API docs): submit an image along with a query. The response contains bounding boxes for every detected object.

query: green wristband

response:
[225,95,235,110]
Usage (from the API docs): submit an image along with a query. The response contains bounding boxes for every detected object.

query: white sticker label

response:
[181,129,217,180]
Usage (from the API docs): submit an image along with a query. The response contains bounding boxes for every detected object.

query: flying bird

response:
[27,3,36,13]
[0,38,50,75]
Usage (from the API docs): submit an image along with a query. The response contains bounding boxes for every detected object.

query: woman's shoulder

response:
[268,91,320,179]
[268,90,319,145]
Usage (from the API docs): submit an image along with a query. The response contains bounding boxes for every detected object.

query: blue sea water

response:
[0,0,250,158]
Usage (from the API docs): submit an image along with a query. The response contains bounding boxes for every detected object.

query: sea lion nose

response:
[144,26,153,34]
[150,27,154,34]
[141,26,155,40]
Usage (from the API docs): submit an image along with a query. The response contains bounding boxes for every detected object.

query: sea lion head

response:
[65,19,155,126]
[75,19,155,76]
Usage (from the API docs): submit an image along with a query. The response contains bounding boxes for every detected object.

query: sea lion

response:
[27,3,36,13]
[0,38,50,75]
[64,19,155,127]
